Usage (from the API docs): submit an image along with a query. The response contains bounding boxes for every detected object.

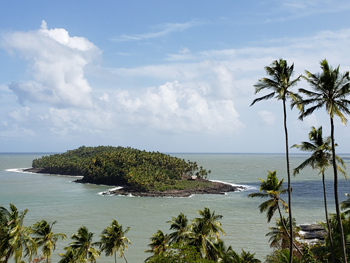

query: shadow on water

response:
[243,178,350,208]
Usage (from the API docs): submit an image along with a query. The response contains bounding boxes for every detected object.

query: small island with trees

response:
[25,146,244,197]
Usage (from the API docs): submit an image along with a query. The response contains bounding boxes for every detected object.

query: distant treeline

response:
[32,146,211,190]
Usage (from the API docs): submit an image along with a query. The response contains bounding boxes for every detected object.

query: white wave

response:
[160,194,194,198]
[210,179,253,191]
[98,186,124,196]
[299,230,307,236]
[6,168,29,173]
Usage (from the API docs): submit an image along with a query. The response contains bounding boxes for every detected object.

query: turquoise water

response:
[1,153,350,262]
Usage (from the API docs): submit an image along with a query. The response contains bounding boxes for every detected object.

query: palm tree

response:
[215,241,261,263]
[266,217,300,250]
[321,212,350,262]
[266,249,300,263]
[99,220,131,263]
[58,247,76,263]
[183,207,226,261]
[298,59,350,263]
[251,58,301,262]
[239,249,261,263]
[0,203,37,263]
[292,126,346,262]
[31,220,67,263]
[187,220,219,260]
[167,213,190,245]
[248,171,302,255]
[145,230,170,259]
[66,226,100,263]
[248,170,288,223]
[215,240,240,263]
[193,207,225,239]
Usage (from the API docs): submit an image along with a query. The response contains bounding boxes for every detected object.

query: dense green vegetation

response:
[32,146,211,191]
[0,204,262,263]
[4,201,350,263]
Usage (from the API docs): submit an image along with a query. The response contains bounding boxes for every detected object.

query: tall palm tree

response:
[167,213,190,245]
[145,230,170,259]
[266,249,300,263]
[248,170,288,223]
[239,249,261,263]
[215,240,240,263]
[266,217,300,250]
[66,226,100,263]
[31,220,67,263]
[187,220,219,260]
[193,207,225,239]
[58,247,76,263]
[321,212,350,262]
[248,171,302,255]
[215,240,261,263]
[292,126,346,263]
[298,59,350,263]
[251,58,301,262]
[0,203,37,263]
[99,220,131,263]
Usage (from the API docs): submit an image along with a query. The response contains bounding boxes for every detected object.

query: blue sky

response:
[1,0,350,153]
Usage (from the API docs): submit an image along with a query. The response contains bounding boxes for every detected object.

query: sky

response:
[1,0,350,153]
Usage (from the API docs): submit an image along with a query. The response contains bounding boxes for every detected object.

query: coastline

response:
[103,181,245,197]
[23,167,245,197]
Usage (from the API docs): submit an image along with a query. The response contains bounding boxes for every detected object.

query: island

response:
[25,146,244,197]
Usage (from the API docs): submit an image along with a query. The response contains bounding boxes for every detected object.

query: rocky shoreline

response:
[299,223,327,245]
[102,182,245,197]
[23,168,245,197]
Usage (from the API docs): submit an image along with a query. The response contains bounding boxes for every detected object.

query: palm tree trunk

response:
[5,253,10,263]
[277,205,303,256]
[283,99,293,263]
[330,117,347,263]
[123,252,129,263]
[115,251,117,263]
[322,171,335,263]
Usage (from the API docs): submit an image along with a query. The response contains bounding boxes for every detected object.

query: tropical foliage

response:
[248,170,288,223]
[145,207,260,263]
[60,226,100,263]
[296,59,350,263]
[32,145,211,191]
[292,125,346,262]
[99,220,130,263]
[0,204,36,263]
[251,58,302,262]
[31,220,67,263]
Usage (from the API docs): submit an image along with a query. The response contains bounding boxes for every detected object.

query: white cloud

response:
[113,20,203,42]
[3,22,350,151]
[109,81,245,134]
[262,0,350,23]
[8,107,30,122]
[0,124,35,138]
[1,21,100,108]
[99,93,109,102]
[282,0,350,12]
[166,47,195,61]
[258,110,276,126]
[19,80,244,137]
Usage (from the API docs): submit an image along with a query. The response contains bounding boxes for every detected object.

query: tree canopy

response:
[32,146,211,191]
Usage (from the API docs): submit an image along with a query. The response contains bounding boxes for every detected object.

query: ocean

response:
[1,152,350,262]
